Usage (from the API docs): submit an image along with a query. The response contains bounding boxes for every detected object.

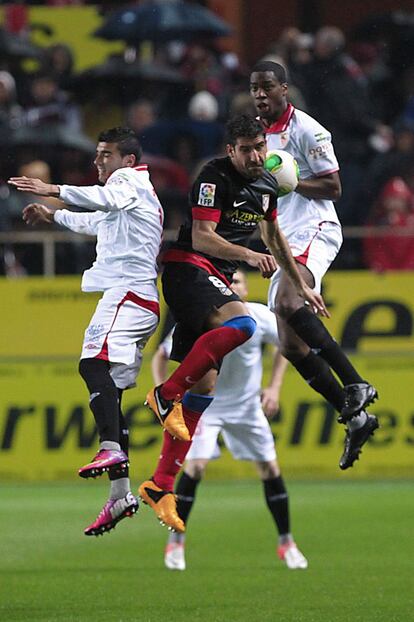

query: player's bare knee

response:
[256,460,280,479]
[185,460,207,480]
[274,293,301,321]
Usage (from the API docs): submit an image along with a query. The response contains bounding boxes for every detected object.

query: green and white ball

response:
[264,149,299,196]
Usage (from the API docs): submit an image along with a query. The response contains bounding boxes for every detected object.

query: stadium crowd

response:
[1,3,414,275]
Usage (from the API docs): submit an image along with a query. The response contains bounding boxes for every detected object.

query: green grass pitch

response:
[1,480,413,622]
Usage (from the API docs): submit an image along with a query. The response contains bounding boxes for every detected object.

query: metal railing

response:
[1,227,414,276]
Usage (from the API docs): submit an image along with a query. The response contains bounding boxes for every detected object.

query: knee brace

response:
[222,314,256,338]
[183,392,214,414]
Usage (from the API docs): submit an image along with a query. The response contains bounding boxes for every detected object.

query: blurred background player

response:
[250,61,379,469]
[139,114,328,533]
[153,270,307,571]
[9,127,163,536]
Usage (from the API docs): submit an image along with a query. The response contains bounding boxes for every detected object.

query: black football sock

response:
[175,471,201,525]
[292,351,345,412]
[79,358,120,442]
[287,307,364,385]
[263,476,290,537]
[109,393,130,481]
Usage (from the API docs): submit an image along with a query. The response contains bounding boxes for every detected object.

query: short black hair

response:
[98,127,142,163]
[225,114,264,146]
[251,61,287,84]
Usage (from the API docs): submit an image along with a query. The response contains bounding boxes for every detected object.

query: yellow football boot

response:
[138,480,185,533]
[145,385,190,441]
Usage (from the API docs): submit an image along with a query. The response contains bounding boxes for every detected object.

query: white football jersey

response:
[265,106,341,241]
[161,302,278,413]
[54,165,163,293]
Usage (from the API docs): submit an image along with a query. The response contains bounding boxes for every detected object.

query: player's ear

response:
[124,154,136,168]
[226,143,235,157]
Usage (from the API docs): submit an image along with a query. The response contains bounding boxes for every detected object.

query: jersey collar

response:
[263,103,295,134]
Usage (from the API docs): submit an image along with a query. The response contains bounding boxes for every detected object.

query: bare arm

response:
[296,171,342,201]
[192,219,277,278]
[260,219,329,317]
[261,348,289,418]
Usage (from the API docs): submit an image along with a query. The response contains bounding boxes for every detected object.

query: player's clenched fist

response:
[22,203,54,226]
[246,251,277,278]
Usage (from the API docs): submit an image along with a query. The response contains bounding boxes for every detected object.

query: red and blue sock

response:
[153,392,214,491]
[161,315,256,401]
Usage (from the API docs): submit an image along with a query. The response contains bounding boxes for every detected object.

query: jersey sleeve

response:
[250,303,279,345]
[59,169,138,212]
[299,119,339,177]
[53,208,104,235]
[190,163,228,223]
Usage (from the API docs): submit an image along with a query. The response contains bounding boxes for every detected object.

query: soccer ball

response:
[264,149,299,196]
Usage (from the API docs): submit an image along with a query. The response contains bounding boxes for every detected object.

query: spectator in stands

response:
[23,72,82,132]
[6,159,61,229]
[301,26,393,226]
[41,43,75,91]
[126,98,157,140]
[363,120,414,209]
[260,28,311,111]
[0,70,23,137]
[363,177,414,272]
[184,90,224,160]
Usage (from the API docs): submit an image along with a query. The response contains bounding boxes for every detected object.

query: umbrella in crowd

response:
[71,54,192,105]
[94,0,232,44]
[74,54,188,86]
[11,124,96,153]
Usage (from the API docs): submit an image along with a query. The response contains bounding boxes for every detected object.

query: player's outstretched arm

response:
[259,219,330,317]
[22,203,55,226]
[8,176,60,197]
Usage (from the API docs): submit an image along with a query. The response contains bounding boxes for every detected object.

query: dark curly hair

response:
[225,114,264,146]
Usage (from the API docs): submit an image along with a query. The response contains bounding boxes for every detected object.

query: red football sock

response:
[153,404,201,491]
[161,325,249,401]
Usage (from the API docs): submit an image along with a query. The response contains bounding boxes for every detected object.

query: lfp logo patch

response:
[198,183,216,206]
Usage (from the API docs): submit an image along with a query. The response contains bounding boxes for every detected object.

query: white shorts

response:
[186,402,276,463]
[81,287,159,389]
[268,221,343,311]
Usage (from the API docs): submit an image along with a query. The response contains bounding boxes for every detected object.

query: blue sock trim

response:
[183,392,214,413]
[222,314,256,337]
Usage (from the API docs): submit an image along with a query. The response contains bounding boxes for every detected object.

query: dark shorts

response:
[161,262,240,361]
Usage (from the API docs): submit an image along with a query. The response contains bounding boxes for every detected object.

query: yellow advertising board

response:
[0,273,413,481]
